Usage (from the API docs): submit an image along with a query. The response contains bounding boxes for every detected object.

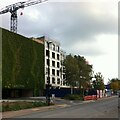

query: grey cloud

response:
[62,37,106,57]
[65,47,104,57]
[0,2,117,56]
[18,2,117,37]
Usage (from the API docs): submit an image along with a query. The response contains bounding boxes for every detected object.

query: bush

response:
[32,102,47,107]
[64,94,83,100]
[2,101,48,112]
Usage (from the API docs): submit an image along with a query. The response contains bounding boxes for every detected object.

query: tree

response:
[64,55,78,87]
[74,55,93,90]
[109,78,120,93]
[64,54,93,95]
[93,72,105,90]
[64,54,79,94]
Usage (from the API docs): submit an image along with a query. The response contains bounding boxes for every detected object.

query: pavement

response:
[2,95,117,118]
[2,104,69,118]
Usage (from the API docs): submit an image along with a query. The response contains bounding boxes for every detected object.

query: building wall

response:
[44,37,61,87]
[43,37,69,88]
[2,28,45,98]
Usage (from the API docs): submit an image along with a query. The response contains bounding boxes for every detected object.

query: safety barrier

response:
[84,95,97,101]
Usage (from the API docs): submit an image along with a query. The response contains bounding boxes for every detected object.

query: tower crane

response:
[0,0,47,33]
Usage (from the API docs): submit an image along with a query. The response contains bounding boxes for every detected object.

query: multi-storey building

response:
[3,29,45,98]
[44,37,61,87]
[44,37,69,88]
[33,36,69,88]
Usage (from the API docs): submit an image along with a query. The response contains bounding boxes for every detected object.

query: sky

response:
[0,0,119,84]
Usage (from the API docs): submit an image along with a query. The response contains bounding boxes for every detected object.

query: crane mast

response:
[0,0,47,33]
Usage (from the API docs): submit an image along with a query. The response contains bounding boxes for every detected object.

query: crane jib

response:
[0,0,48,33]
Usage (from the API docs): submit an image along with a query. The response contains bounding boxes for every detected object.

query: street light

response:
[81,85,84,98]
[46,41,52,106]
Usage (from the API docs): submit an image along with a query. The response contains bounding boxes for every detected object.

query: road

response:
[15,96,118,118]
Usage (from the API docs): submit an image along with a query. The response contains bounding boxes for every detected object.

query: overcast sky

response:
[0,0,118,84]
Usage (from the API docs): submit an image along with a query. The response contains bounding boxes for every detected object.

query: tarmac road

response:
[14,96,118,118]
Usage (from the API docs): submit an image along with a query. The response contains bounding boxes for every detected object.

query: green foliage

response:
[93,72,105,90]
[74,55,93,89]
[109,78,120,91]
[64,54,79,87]
[64,54,93,89]
[2,101,47,112]
[2,28,44,96]
[64,94,83,100]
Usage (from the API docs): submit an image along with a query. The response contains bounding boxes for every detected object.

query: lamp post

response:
[81,85,84,98]
[46,41,52,106]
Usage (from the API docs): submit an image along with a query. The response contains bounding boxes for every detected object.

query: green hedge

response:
[64,94,83,100]
[2,28,44,96]
[2,101,47,112]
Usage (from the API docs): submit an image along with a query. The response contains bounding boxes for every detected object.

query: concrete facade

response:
[33,36,69,88]
[44,37,69,88]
